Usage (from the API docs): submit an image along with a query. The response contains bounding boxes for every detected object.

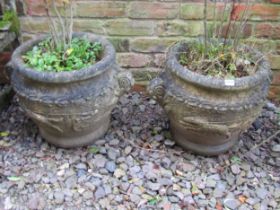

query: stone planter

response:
[11,33,133,148]
[148,41,272,155]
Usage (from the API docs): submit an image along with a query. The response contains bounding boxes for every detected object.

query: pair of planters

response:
[10,33,272,155]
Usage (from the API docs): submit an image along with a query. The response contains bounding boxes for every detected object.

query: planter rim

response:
[11,32,116,83]
[166,41,272,91]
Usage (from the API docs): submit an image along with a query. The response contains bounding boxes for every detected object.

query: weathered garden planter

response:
[11,33,133,148]
[148,42,272,155]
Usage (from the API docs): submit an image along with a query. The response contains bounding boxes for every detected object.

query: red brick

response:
[272,71,280,85]
[269,0,280,4]
[25,0,46,16]
[255,23,280,39]
[269,85,280,102]
[218,23,252,39]
[268,54,280,70]
[232,4,280,21]
[76,1,126,18]
[117,53,152,68]
[0,52,11,84]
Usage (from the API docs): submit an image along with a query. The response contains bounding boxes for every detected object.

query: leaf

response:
[7,176,21,181]
[215,201,223,210]
[191,182,199,195]
[163,202,172,210]
[66,48,73,55]
[230,156,241,164]
[148,195,161,206]
[89,146,99,154]
[0,131,9,137]
[148,198,157,205]
[238,195,247,203]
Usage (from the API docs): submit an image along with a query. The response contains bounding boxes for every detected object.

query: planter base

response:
[171,127,238,156]
[39,117,110,148]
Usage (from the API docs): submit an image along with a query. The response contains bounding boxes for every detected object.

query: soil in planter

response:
[179,41,259,79]
[22,38,103,72]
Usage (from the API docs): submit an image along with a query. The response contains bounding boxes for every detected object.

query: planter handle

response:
[147,77,165,101]
[117,71,134,94]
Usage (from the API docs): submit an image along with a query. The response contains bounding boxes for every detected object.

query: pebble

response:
[108,148,120,160]
[230,164,241,175]
[95,187,106,200]
[109,139,120,146]
[147,182,161,191]
[224,198,240,209]
[54,191,64,204]
[114,169,126,178]
[164,139,175,146]
[271,144,280,152]
[1,92,279,209]
[256,188,268,199]
[105,161,116,173]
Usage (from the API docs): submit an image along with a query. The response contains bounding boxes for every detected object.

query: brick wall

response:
[16,0,280,101]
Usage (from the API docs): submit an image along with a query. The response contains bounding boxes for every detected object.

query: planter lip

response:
[166,41,272,91]
[11,32,116,84]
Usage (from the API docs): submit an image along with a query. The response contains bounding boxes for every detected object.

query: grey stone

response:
[124,146,132,155]
[164,139,175,146]
[109,139,120,146]
[231,164,241,175]
[105,161,116,173]
[129,166,141,174]
[54,191,64,204]
[108,148,120,160]
[95,187,106,200]
[130,194,141,203]
[271,144,280,152]
[206,178,216,188]
[83,191,93,200]
[133,186,143,195]
[75,163,87,170]
[147,182,161,191]
[65,176,77,189]
[158,178,173,186]
[256,188,268,199]
[224,198,240,210]
[94,155,107,168]
[114,168,126,178]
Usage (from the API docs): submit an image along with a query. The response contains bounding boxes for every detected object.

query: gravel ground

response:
[0,92,280,210]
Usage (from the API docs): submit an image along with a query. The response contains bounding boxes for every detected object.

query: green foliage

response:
[89,146,100,154]
[23,38,103,72]
[148,195,161,205]
[0,10,20,35]
[230,155,241,164]
[179,41,256,78]
[0,131,9,137]
[7,176,22,181]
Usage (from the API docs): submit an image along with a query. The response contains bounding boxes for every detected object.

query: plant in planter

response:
[10,0,133,148]
[148,0,272,155]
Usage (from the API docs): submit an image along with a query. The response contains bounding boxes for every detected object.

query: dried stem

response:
[203,0,208,57]
[217,0,229,39]
[233,2,251,51]
[68,0,74,45]
[212,0,217,38]
[44,0,59,48]
[51,0,66,50]
[222,0,236,52]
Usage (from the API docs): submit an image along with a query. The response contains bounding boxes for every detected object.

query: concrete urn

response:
[148,42,272,155]
[11,33,134,148]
